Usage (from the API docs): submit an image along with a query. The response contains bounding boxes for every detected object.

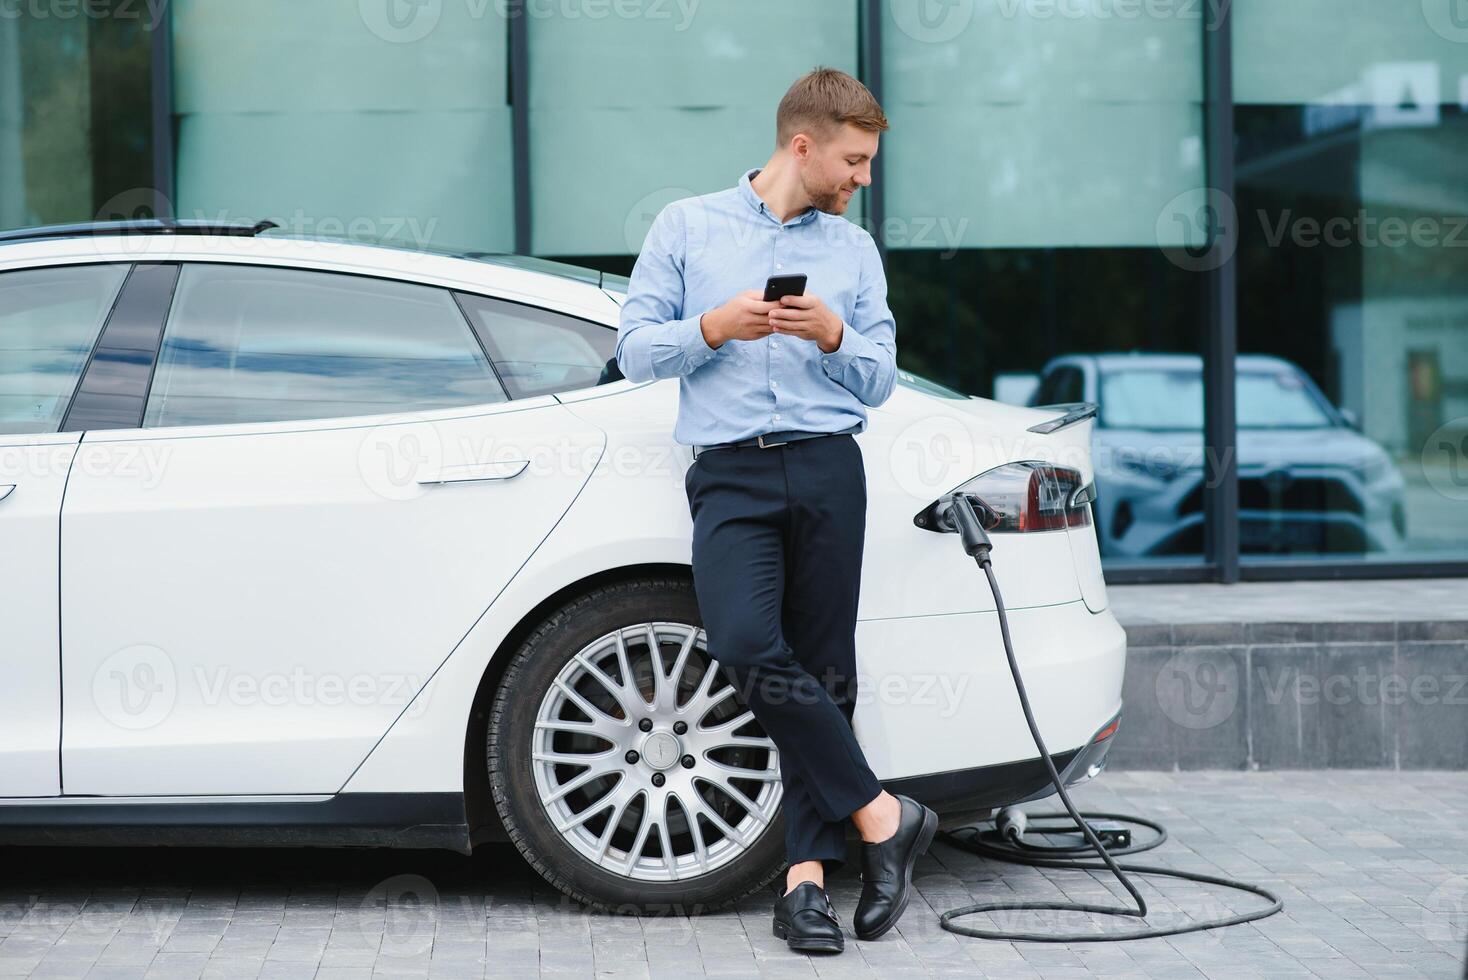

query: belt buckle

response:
[756,433,788,449]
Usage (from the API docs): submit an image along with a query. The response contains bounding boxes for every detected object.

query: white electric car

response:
[0,221,1125,912]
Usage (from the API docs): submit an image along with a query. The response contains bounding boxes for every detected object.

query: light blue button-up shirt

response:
[615,168,898,447]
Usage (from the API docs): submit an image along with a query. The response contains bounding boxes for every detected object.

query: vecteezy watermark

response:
[357,418,446,502]
[0,442,172,488]
[1422,875,1468,945]
[1158,187,1468,272]
[357,420,709,498]
[889,0,1229,44]
[1155,648,1240,730]
[1255,663,1468,708]
[1421,417,1468,503]
[867,215,970,257]
[0,0,167,29]
[92,645,432,731]
[997,0,1232,24]
[358,0,443,43]
[90,188,444,261]
[357,874,440,957]
[711,663,975,718]
[889,0,976,44]
[886,413,981,501]
[623,186,704,256]
[1155,186,1239,273]
[358,0,700,44]
[355,422,608,500]
[884,415,1098,503]
[193,665,431,713]
[1421,0,1468,44]
[624,188,969,264]
[92,644,177,731]
[1257,210,1468,251]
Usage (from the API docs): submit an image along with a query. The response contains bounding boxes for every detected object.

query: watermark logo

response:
[623,186,700,256]
[1254,663,1467,708]
[1,443,172,488]
[1158,186,1468,272]
[359,0,443,43]
[91,644,434,731]
[357,418,445,501]
[1422,0,1468,43]
[1421,417,1468,502]
[0,0,168,30]
[1156,186,1238,272]
[887,414,980,501]
[1423,875,1468,944]
[91,187,178,259]
[1155,649,1239,730]
[890,0,975,44]
[359,873,440,957]
[357,0,700,43]
[92,644,177,731]
[87,190,444,261]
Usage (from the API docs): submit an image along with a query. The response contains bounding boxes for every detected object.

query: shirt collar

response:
[738,168,819,226]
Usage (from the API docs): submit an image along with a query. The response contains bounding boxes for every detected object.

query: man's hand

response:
[701,290,778,348]
[769,293,843,354]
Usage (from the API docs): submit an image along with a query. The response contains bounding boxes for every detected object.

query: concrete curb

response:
[1107,620,1468,770]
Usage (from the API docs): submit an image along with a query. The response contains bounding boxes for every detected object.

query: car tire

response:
[487,576,788,913]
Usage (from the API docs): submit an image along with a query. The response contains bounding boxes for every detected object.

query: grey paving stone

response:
[0,773,1464,977]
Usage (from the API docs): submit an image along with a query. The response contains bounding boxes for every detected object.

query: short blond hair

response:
[775,66,889,147]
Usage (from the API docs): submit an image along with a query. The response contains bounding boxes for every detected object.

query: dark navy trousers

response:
[684,431,884,873]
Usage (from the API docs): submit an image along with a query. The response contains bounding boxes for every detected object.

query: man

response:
[615,67,937,954]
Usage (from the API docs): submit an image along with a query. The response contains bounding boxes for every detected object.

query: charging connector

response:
[944,492,993,563]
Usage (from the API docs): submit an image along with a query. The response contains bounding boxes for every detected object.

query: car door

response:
[59,262,605,796]
[0,262,129,796]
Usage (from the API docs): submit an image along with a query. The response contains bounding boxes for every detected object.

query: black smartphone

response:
[762,273,807,302]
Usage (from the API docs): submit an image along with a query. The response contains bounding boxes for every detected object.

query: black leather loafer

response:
[853,794,938,941]
[772,880,844,953]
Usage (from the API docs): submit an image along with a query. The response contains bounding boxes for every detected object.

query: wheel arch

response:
[462,562,694,848]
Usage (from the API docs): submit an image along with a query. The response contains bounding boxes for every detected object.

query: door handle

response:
[416,459,531,485]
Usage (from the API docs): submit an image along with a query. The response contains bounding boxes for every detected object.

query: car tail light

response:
[915,461,1095,533]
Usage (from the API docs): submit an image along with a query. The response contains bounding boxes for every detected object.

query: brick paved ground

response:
[1,771,1464,979]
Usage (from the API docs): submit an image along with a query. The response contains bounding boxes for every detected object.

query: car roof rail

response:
[0,218,280,244]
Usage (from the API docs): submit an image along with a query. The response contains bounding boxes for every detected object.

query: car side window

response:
[142,264,509,428]
[455,292,616,400]
[0,264,128,435]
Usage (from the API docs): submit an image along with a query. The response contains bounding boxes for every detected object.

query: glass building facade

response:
[3,0,1466,582]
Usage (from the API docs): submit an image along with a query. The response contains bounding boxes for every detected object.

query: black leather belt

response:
[692,422,862,459]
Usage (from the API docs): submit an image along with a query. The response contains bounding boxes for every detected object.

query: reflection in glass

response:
[0,264,128,434]
[884,2,1207,563]
[171,0,513,251]
[0,8,152,229]
[1071,355,1406,558]
[458,295,618,400]
[1234,0,1468,562]
[143,265,507,428]
[529,3,860,255]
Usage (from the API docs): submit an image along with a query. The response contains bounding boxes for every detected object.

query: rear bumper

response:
[854,599,1127,780]
[878,710,1121,827]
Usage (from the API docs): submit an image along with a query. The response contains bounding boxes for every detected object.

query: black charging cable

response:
[931,492,1284,942]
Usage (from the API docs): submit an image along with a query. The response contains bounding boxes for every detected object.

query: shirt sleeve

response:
[820,232,898,407]
[615,203,719,383]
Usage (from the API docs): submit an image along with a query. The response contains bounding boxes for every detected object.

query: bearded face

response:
[797,122,878,215]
